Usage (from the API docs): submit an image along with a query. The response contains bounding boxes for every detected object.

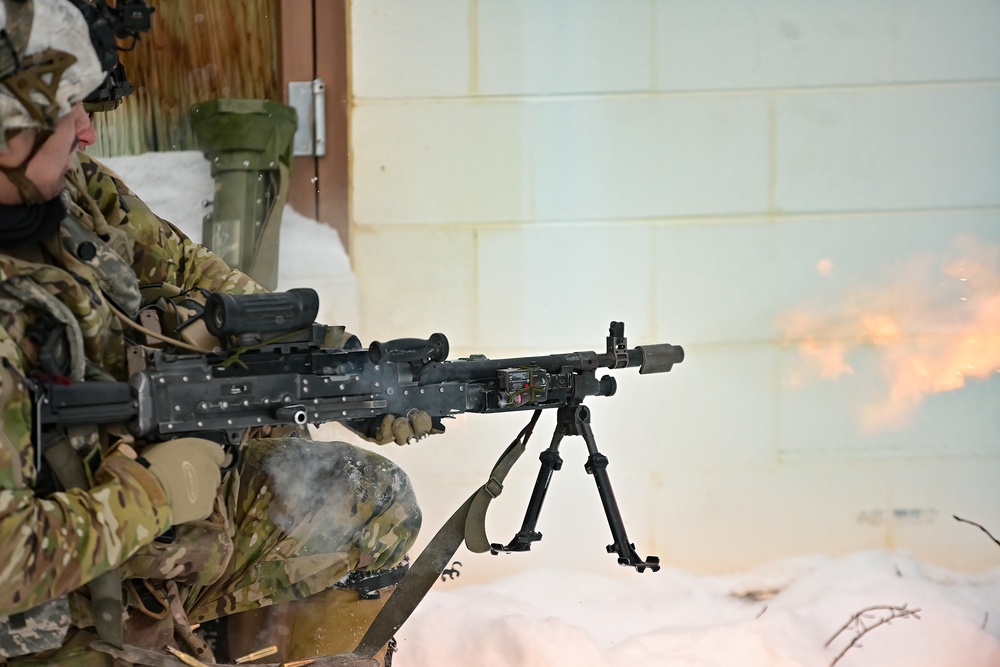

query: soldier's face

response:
[0,104,96,205]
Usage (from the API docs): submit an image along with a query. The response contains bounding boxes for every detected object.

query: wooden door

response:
[279,0,350,248]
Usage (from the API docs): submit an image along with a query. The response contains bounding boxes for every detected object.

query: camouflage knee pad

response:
[186,438,421,623]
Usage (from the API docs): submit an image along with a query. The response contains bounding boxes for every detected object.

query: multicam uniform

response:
[0,153,420,664]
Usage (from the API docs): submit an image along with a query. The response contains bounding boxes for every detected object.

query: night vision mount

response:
[69,0,155,111]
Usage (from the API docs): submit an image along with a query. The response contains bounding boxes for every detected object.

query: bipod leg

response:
[491,412,566,554]
[571,405,660,573]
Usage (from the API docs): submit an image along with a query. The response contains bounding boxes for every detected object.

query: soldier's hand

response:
[352,410,445,445]
[140,438,225,524]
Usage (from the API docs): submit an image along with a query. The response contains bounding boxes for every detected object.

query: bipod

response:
[491,404,660,573]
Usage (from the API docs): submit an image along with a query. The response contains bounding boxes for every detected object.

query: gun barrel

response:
[417,344,682,385]
[634,344,685,374]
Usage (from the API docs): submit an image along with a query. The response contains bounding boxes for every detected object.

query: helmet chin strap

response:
[0,124,65,248]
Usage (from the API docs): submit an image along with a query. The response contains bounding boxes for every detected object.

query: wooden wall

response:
[91,0,281,156]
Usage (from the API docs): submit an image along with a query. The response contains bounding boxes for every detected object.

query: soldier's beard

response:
[0,197,65,248]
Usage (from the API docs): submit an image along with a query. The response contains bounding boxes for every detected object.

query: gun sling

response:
[353,410,541,658]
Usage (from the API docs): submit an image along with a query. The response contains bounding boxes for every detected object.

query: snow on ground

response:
[392,551,1000,667]
[99,151,1000,667]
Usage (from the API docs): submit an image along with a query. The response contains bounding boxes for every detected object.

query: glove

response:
[350,410,445,446]
[140,438,225,525]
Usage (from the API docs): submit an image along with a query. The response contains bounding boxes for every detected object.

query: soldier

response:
[0,1,434,664]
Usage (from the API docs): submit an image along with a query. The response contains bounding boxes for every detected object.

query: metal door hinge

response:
[289,78,326,157]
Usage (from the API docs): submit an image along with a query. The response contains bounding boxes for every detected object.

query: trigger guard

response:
[222,445,242,474]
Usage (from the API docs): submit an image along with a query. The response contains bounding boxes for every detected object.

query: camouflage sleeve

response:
[77,152,268,296]
[0,325,172,616]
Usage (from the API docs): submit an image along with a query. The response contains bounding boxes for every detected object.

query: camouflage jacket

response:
[0,152,265,620]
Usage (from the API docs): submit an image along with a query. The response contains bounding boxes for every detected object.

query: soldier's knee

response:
[243,437,422,558]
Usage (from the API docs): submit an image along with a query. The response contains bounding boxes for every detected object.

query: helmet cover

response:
[0,0,105,150]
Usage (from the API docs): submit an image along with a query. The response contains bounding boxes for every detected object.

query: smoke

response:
[780,234,1000,433]
[258,437,412,549]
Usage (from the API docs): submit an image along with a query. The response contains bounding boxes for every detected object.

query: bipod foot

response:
[608,544,661,573]
[490,529,542,555]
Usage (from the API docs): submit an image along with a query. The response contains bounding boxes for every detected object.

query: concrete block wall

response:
[337,0,1000,581]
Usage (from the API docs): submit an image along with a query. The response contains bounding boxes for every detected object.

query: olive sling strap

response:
[353,410,541,658]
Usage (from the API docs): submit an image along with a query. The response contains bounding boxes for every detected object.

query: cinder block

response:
[652,0,760,91]
[353,226,477,343]
[888,459,1000,572]
[651,461,894,573]
[596,344,781,471]
[653,0,894,91]
[475,224,655,350]
[778,343,1000,458]
[351,0,471,98]
[893,0,1000,82]
[352,101,530,225]
[655,220,793,346]
[478,0,652,95]
[354,93,770,225]
[775,86,1000,212]
[655,212,1000,346]
[529,94,771,220]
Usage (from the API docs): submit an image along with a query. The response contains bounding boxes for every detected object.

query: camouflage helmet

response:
[0,0,106,150]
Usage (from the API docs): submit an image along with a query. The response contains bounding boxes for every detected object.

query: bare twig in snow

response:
[953,515,1000,550]
[825,604,921,667]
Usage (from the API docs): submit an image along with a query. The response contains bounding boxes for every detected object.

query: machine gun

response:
[34,289,684,572]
